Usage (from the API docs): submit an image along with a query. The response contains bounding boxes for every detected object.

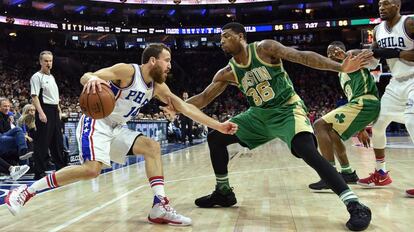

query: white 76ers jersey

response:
[376,15,414,79]
[105,63,154,125]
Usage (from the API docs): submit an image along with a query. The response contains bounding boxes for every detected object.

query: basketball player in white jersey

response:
[356,0,414,196]
[5,43,238,226]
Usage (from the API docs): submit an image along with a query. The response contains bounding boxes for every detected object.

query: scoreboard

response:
[274,20,350,31]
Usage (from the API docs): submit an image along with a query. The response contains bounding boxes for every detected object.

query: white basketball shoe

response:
[5,184,35,216]
[148,196,192,226]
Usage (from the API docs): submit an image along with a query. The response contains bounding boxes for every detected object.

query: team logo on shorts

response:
[335,113,346,123]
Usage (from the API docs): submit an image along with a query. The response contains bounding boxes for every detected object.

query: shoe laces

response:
[15,188,33,206]
[159,198,179,219]
[349,203,369,219]
[366,172,380,182]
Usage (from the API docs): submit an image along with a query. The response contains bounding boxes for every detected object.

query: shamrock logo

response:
[335,113,346,123]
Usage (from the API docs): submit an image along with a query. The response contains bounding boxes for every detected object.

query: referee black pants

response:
[33,104,67,177]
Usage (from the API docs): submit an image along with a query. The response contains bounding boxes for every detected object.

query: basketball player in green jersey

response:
[308,41,381,191]
[180,22,373,231]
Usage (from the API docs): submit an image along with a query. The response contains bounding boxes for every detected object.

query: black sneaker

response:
[346,201,371,231]
[308,179,330,191]
[341,171,359,184]
[195,188,237,208]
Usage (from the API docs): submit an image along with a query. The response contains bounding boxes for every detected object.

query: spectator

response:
[17,104,36,157]
[0,98,31,159]
[180,91,193,144]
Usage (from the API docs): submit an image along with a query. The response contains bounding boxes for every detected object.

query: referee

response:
[30,50,67,180]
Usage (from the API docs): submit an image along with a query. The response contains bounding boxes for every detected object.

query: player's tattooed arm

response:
[400,17,414,62]
[186,65,235,109]
[260,39,371,73]
[259,39,342,72]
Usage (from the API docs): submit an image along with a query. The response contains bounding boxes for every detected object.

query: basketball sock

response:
[216,174,231,194]
[149,176,165,198]
[375,158,386,174]
[341,164,354,174]
[28,172,59,194]
[329,161,336,168]
[339,189,359,205]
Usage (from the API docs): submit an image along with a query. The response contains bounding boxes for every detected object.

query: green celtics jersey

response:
[228,42,296,108]
[338,68,379,102]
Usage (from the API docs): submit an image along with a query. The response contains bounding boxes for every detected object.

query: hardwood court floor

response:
[0,137,413,232]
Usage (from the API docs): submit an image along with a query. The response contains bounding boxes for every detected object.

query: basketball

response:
[79,85,115,119]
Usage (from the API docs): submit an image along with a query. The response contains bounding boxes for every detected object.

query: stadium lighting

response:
[106,8,115,14]
[168,9,176,16]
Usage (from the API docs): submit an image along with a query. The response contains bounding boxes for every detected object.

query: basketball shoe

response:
[341,171,359,184]
[148,196,192,226]
[357,170,392,188]
[406,189,414,198]
[346,201,372,231]
[10,165,30,180]
[309,171,359,191]
[5,184,35,216]
[195,187,237,208]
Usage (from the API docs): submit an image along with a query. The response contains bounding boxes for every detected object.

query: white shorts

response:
[379,76,414,119]
[76,115,142,167]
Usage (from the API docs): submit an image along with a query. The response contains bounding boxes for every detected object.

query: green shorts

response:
[322,95,380,140]
[230,95,313,150]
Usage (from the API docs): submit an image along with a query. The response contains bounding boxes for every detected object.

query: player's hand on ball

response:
[218,121,238,135]
[83,76,110,94]
[357,130,371,148]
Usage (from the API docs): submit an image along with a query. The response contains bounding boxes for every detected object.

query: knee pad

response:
[372,115,392,149]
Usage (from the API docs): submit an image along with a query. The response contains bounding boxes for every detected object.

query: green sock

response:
[341,164,354,174]
[339,189,359,205]
[215,174,231,194]
[329,161,336,168]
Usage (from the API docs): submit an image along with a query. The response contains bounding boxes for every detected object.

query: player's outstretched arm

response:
[155,83,238,135]
[258,40,371,73]
[186,66,234,109]
[80,63,134,94]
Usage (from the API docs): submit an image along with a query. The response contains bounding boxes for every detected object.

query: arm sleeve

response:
[30,74,41,96]
[372,48,401,59]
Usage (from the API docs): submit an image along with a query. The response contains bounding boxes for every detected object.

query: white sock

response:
[149,176,165,197]
[28,172,59,194]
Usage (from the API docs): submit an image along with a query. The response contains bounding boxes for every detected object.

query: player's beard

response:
[150,63,166,84]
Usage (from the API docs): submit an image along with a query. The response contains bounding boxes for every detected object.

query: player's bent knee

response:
[142,139,161,157]
[83,168,101,179]
[82,161,102,179]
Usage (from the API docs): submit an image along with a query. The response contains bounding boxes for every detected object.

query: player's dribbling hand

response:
[357,129,371,148]
[217,121,238,135]
[341,50,374,73]
[83,75,110,94]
